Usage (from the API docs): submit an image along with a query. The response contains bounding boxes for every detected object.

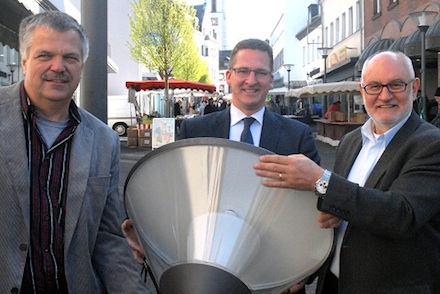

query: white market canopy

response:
[268,87,289,95]
[286,81,361,98]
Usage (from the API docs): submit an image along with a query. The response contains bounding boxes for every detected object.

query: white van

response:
[107,95,137,136]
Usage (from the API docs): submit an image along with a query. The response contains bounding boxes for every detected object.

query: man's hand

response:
[282,280,306,293]
[254,154,323,191]
[121,218,145,264]
[317,212,342,228]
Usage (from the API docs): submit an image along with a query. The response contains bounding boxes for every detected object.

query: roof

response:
[286,81,360,98]
[194,3,206,32]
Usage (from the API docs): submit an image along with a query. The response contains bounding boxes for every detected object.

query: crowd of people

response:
[2,10,440,294]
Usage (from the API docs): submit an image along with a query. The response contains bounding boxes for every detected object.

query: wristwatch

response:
[315,169,332,197]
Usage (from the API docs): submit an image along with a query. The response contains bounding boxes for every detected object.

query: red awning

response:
[126,79,216,93]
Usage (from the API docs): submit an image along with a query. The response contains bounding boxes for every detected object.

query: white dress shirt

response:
[229,104,264,146]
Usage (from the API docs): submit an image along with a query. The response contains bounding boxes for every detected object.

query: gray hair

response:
[19,11,89,62]
[229,38,274,72]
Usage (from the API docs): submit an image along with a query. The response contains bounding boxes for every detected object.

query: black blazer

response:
[316,111,440,293]
[178,107,320,164]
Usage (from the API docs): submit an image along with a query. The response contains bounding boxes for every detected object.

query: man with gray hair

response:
[0,11,148,293]
[254,51,440,293]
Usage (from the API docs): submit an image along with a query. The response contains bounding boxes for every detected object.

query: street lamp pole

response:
[317,47,332,83]
[7,63,18,84]
[409,10,438,120]
[317,47,333,115]
[283,64,294,90]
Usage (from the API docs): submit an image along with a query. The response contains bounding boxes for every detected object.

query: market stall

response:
[125,79,217,148]
[287,81,366,146]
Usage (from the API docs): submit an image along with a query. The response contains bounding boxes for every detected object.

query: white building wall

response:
[107,0,143,95]
[270,0,319,86]
[320,0,363,78]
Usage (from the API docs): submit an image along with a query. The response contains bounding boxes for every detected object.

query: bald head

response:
[361,51,415,83]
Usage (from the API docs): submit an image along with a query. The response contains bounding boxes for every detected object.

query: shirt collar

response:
[230,103,265,126]
[361,111,411,146]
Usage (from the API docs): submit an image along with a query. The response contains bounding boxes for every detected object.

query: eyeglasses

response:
[231,67,272,80]
[361,80,414,95]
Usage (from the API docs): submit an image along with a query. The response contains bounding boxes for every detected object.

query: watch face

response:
[316,179,328,194]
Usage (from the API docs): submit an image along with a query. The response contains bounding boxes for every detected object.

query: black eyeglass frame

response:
[230,67,272,79]
[361,79,415,95]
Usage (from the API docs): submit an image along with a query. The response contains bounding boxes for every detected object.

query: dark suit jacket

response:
[178,107,320,164]
[316,111,440,294]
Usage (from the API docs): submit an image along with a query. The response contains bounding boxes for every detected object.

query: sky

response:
[185,0,284,46]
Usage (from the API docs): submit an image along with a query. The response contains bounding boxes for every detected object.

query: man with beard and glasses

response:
[254,51,440,293]
[0,11,149,293]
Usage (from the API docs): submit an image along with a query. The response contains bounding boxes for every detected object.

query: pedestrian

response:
[430,87,440,128]
[123,38,323,293]
[203,97,217,114]
[0,11,148,293]
[254,51,440,293]
[324,100,341,119]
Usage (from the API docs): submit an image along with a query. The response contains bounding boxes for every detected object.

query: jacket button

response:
[19,244,27,251]
[11,288,19,294]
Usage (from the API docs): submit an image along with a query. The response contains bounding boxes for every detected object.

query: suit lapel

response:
[364,112,420,188]
[260,110,282,151]
[335,131,362,177]
[0,84,31,229]
[213,108,231,138]
[63,123,94,252]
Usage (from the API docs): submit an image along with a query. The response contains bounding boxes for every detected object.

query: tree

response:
[172,41,211,84]
[129,0,197,117]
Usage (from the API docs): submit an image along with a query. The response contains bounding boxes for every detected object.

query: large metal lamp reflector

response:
[124,138,333,293]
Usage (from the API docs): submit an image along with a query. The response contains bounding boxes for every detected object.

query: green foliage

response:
[129,0,198,78]
[172,42,211,83]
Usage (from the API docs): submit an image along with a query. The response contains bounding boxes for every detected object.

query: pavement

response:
[118,135,337,293]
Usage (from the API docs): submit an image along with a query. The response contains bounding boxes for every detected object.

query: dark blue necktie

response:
[240,117,255,145]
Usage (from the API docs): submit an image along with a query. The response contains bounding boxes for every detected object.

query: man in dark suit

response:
[254,51,440,293]
[179,39,319,162]
[123,38,323,293]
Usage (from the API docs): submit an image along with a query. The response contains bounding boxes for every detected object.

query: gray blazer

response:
[178,107,320,164]
[0,83,148,293]
[316,112,440,293]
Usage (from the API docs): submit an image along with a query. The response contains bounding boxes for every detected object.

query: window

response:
[375,0,381,14]
[330,22,334,46]
[316,36,321,60]
[0,43,4,62]
[336,18,340,43]
[348,7,353,35]
[356,1,362,31]
[307,43,311,64]
[388,0,398,9]
[325,27,329,47]
[303,46,306,66]
[341,13,346,39]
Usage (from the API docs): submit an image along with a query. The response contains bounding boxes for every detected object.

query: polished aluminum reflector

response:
[124,138,333,293]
